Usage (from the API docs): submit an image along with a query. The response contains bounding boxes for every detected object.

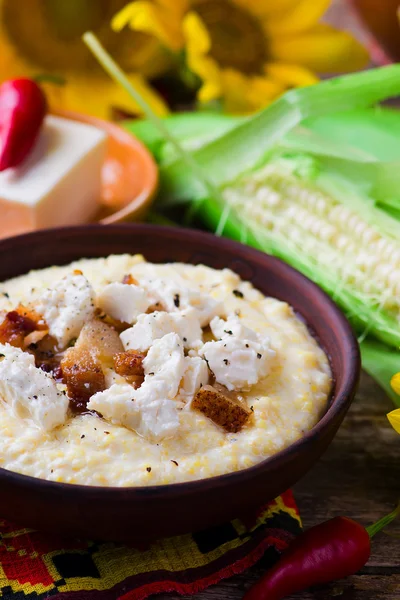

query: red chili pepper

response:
[244,505,399,600]
[0,78,47,171]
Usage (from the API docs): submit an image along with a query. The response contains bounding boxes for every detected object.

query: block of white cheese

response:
[0,115,106,237]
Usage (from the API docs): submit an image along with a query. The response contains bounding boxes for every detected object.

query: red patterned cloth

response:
[0,490,301,599]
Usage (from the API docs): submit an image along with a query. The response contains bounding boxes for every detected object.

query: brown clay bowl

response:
[0,224,360,542]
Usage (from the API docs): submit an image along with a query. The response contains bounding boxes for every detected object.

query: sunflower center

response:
[193,0,267,74]
[1,0,163,78]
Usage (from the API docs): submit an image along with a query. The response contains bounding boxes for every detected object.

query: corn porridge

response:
[0,254,331,486]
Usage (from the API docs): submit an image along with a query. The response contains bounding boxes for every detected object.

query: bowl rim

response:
[0,223,361,497]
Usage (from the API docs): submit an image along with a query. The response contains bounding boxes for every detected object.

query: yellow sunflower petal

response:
[222,70,283,115]
[183,12,221,103]
[183,11,211,55]
[42,73,168,120]
[191,53,222,103]
[244,75,285,111]
[387,408,400,434]
[265,0,331,35]
[111,3,138,31]
[112,0,185,51]
[390,372,400,395]
[265,62,319,88]
[270,23,369,73]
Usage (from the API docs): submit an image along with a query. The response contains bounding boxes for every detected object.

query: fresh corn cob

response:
[218,158,400,348]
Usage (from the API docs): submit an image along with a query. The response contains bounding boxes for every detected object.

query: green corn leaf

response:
[300,107,400,162]
[360,339,400,407]
[159,65,400,204]
[125,113,242,163]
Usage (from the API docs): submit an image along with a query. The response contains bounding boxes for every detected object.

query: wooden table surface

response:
[159,2,400,598]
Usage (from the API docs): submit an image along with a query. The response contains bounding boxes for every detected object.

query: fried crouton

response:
[60,318,122,412]
[192,384,251,433]
[61,346,106,413]
[114,350,145,387]
[0,306,47,349]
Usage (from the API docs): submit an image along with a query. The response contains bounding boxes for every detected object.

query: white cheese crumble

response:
[140,277,224,326]
[178,356,209,405]
[200,316,275,391]
[89,333,185,441]
[140,332,186,399]
[0,343,68,431]
[35,273,95,349]
[97,282,151,324]
[87,384,141,431]
[120,308,203,352]
[210,315,259,342]
[134,380,181,441]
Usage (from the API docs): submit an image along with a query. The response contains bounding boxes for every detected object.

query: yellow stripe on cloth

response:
[0,491,301,599]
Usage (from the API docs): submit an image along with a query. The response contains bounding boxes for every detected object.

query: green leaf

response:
[124,112,243,164]
[159,65,400,204]
[301,107,400,162]
[360,339,400,407]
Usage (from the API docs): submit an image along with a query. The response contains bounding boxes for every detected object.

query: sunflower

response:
[0,0,171,118]
[113,0,368,114]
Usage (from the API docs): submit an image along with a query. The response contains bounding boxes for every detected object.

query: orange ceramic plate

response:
[55,110,158,224]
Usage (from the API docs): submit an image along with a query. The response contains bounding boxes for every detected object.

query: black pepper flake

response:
[223,359,229,365]
[51,469,54,473]
[233,289,244,298]
[245,344,249,348]
[171,460,179,466]
[250,406,254,412]
[33,395,38,400]
[81,434,85,439]
[183,337,187,342]
[2,292,9,298]
[257,353,262,359]
[174,294,180,308]
[224,330,233,335]
[149,372,155,376]
[104,431,110,435]
[94,428,97,431]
